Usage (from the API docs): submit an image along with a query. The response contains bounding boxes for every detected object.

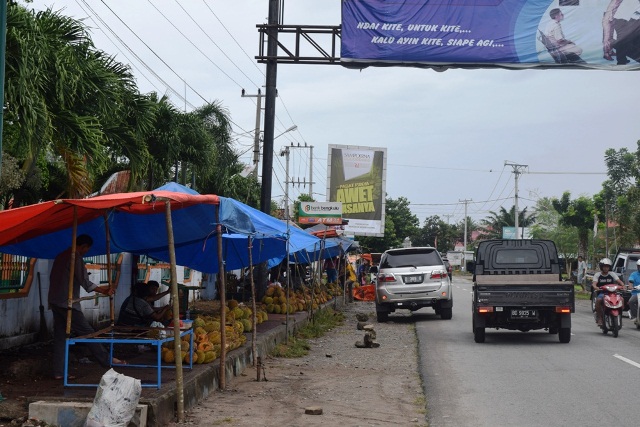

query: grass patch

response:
[297,307,345,339]
[269,307,345,358]
[574,285,591,300]
[271,336,311,358]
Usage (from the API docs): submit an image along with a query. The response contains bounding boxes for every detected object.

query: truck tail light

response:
[555,307,571,313]
[478,307,494,313]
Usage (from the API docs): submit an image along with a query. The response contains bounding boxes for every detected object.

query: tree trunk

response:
[578,230,589,266]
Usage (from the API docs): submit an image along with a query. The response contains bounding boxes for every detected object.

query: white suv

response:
[374,247,453,322]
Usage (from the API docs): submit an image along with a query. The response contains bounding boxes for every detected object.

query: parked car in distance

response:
[374,246,453,322]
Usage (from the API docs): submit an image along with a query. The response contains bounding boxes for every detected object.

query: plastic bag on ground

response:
[84,368,142,427]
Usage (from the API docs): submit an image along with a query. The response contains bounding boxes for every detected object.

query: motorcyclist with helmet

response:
[627,259,640,325]
[592,257,625,326]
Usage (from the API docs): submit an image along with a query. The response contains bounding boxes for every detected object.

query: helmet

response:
[599,258,612,267]
[636,259,640,266]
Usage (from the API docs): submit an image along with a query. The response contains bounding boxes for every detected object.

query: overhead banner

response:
[327,145,387,237]
[298,202,343,225]
[341,0,640,70]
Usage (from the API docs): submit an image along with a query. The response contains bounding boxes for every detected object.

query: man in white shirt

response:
[577,255,587,291]
[544,8,583,57]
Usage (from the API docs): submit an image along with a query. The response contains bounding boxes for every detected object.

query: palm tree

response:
[5,4,151,200]
[479,205,536,240]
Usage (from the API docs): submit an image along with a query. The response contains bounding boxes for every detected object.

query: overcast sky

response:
[27,0,640,224]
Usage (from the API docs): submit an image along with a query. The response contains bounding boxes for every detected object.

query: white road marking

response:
[614,353,640,369]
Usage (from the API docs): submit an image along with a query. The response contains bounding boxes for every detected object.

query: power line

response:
[528,171,606,175]
[74,0,162,94]
[387,163,492,172]
[168,0,258,89]
[98,0,210,104]
[200,0,265,77]
[78,0,195,108]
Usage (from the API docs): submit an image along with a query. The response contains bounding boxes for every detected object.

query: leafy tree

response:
[411,215,458,253]
[600,144,640,249]
[359,196,419,253]
[551,192,597,260]
[531,197,579,273]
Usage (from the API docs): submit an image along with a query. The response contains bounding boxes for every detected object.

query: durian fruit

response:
[208,331,221,344]
[193,317,206,328]
[184,350,197,364]
[162,349,175,363]
[241,318,252,332]
[204,351,216,363]
[234,320,245,334]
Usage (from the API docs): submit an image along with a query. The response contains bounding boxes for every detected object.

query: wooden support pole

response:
[164,201,185,422]
[104,213,115,326]
[216,209,227,390]
[248,237,258,374]
[65,207,78,337]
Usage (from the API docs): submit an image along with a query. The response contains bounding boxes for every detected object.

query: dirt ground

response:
[168,301,428,427]
[0,300,427,426]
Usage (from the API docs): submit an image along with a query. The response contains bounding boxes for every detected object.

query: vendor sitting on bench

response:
[117,281,171,327]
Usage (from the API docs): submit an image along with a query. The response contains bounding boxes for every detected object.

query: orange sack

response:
[353,284,375,301]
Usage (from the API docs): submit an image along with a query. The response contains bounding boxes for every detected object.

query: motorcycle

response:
[630,284,640,330]
[595,284,625,337]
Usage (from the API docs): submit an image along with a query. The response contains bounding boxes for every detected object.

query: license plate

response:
[404,275,423,284]
[510,309,537,319]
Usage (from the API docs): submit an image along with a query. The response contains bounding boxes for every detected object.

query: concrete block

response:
[29,401,147,427]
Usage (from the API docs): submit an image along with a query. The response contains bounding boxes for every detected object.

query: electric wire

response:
[78,0,194,108]
[168,0,259,90]
[200,0,266,77]
[74,0,163,94]
[98,0,210,105]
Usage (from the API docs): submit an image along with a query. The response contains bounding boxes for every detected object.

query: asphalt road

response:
[399,276,640,427]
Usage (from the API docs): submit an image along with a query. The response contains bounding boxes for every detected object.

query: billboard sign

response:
[327,145,387,237]
[502,226,533,239]
[298,202,343,225]
[341,0,640,70]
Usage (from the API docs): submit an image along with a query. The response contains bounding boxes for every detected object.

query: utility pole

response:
[459,199,472,271]
[605,203,609,257]
[260,0,280,214]
[309,145,314,199]
[505,161,528,238]
[281,142,315,218]
[0,0,6,179]
[241,89,264,177]
[280,146,290,220]
[443,213,453,225]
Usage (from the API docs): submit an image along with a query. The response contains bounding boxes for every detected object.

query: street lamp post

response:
[275,125,297,220]
[275,125,297,140]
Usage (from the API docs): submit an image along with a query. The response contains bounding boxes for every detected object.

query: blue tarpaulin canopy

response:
[0,184,322,273]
